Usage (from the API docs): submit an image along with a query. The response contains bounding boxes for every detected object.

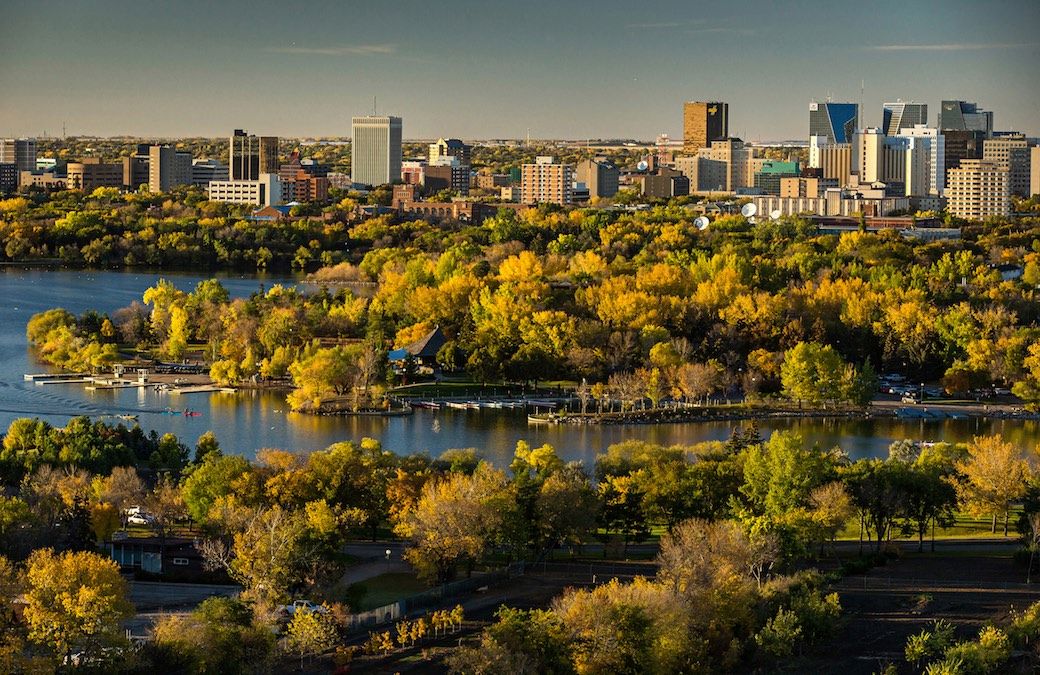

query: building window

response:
[172,557,189,566]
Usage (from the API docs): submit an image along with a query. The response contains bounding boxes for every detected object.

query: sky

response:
[1,0,1038,141]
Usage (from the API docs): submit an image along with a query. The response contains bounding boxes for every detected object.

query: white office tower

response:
[351,116,403,187]
[896,125,945,196]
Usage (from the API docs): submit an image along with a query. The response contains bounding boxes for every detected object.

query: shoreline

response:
[528,402,1039,426]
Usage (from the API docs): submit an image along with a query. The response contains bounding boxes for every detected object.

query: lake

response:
[2,267,1037,465]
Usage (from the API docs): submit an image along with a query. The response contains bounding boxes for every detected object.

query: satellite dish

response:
[740,203,757,218]
[770,209,782,220]
[636,160,649,172]
[694,216,710,230]
[747,216,757,224]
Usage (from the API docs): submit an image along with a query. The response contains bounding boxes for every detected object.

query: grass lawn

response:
[836,511,1023,542]
[351,572,429,610]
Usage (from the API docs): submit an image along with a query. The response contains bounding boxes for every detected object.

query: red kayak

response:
[183,411,202,417]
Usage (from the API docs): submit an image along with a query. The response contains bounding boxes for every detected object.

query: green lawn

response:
[836,511,1022,542]
[350,572,429,610]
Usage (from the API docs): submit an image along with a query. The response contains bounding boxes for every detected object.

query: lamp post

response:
[385,548,392,571]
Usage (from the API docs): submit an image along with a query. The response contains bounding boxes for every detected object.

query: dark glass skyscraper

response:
[808,102,859,144]
[882,101,927,136]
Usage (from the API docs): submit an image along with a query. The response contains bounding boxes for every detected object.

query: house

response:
[250,204,293,221]
[107,534,206,575]
[388,326,447,373]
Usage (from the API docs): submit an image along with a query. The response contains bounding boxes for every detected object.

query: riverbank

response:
[528,400,1040,425]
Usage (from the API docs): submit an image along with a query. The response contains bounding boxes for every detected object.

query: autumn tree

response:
[956,435,1030,535]
[23,548,133,663]
[393,463,508,583]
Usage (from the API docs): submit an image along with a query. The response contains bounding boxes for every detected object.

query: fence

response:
[342,562,525,632]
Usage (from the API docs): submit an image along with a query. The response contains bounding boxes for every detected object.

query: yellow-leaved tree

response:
[23,549,133,663]
[955,435,1030,535]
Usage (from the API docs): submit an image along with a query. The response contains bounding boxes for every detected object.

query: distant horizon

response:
[2,0,1038,139]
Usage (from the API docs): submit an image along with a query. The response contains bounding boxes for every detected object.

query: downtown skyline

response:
[1,0,1039,140]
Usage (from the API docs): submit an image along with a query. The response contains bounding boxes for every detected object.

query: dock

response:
[24,372,89,382]
[168,385,237,395]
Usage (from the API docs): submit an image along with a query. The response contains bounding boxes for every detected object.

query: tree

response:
[779,342,847,407]
[146,476,187,571]
[23,548,133,663]
[148,596,275,674]
[181,453,251,523]
[956,435,1030,535]
[286,607,339,668]
[100,465,146,529]
[447,607,575,675]
[393,463,508,584]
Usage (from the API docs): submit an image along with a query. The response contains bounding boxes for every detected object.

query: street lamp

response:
[385,548,392,570]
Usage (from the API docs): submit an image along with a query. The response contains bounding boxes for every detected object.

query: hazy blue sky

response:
[2,0,1038,140]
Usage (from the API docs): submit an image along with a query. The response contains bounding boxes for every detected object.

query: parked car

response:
[124,506,154,526]
[901,393,921,404]
[281,600,328,616]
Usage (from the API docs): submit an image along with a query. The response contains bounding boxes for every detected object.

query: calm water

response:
[1,267,1037,465]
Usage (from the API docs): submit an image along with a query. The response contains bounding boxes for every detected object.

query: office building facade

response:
[982,135,1031,197]
[809,102,858,144]
[809,135,853,186]
[0,164,17,194]
[230,130,279,181]
[882,101,927,136]
[207,174,281,207]
[682,101,728,152]
[148,145,193,192]
[520,156,574,205]
[945,159,1009,220]
[191,159,229,186]
[424,163,469,196]
[0,138,37,173]
[896,125,945,196]
[65,159,124,191]
[576,157,620,199]
[351,116,403,187]
[939,101,994,136]
[429,138,471,167]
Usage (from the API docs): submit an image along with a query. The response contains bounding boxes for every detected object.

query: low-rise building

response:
[19,170,66,190]
[475,172,510,190]
[65,158,124,191]
[640,167,690,198]
[191,159,230,186]
[207,173,281,206]
[424,162,470,195]
[148,145,193,193]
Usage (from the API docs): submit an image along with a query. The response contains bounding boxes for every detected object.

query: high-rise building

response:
[856,129,907,187]
[0,138,37,172]
[939,101,994,136]
[808,135,853,186]
[148,145,193,192]
[882,101,927,136]
[682,101,728,152]
[809,102,859,144]
[0,163,18,194]
[576,157,620,199]
[65,158,124,191]
[521,156,574,205]
[982,135,1031,197]
[675,138,757,193]
[429,138,471,167]
[121,145,150,191]
[896,125,945,196]
[229,129,279,181]
[945,159,1009,220]
[351,116,403,187]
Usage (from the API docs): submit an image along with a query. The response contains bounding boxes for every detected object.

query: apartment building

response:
[945,159,1009,220]
[521,156,574,205]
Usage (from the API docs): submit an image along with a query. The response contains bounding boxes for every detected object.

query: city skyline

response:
[1,0,1039,140]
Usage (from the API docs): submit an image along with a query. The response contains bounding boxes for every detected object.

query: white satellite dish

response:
[740,203,757,218]
[747,216,757,224]
[770,209,782,220]
[636,160,649,171]
[694,216,710,230]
